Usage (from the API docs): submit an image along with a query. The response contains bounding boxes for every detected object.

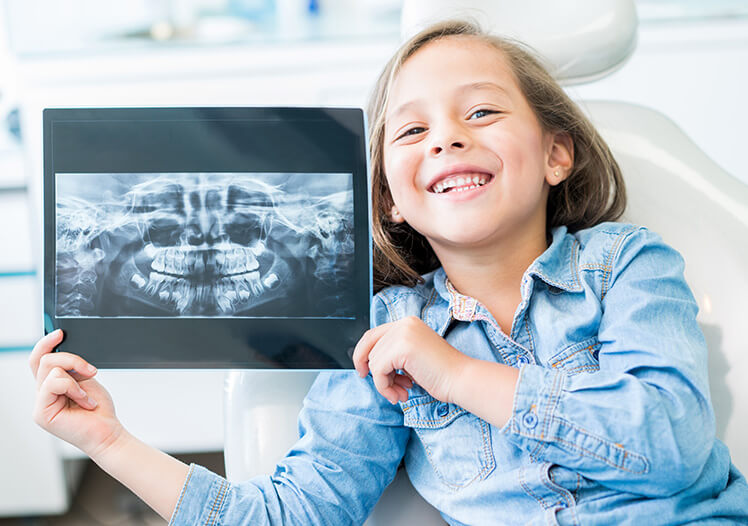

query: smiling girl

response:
[29,20,748,525]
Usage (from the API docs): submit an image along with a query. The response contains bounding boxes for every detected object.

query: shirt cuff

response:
[169,464,230,526]
[501,364,565,445]
[501,364,648,474]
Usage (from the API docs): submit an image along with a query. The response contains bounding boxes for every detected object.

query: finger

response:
[370,369,405,405]
[29,329,64,376]
[393,374,413,390]
[352,325,389,377]
[391,384,409,403]
[372,375,408,405]
[36,352,97,387]
[38,367,97,411]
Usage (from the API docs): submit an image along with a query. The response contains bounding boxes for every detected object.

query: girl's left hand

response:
[352,316,468,405]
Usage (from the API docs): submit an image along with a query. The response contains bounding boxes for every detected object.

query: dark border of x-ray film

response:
[43,107,372,369]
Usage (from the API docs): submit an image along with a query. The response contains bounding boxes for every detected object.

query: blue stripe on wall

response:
[0,346,34,353]
[0,270,36,278]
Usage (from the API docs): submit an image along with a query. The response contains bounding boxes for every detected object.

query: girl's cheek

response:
[383,157,406,187]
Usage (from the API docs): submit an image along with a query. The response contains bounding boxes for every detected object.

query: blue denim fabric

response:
[170,222,748,525]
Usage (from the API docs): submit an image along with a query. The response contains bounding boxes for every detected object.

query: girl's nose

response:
[430,140,465,156]
[429,124,469,156]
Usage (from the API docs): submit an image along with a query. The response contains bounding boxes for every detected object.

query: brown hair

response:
[368,20,626,293]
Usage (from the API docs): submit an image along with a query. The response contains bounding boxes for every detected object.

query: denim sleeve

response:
[169,297,410,525]
[502,227,715,497]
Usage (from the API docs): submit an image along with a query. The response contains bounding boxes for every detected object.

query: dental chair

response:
[223,1,748,523]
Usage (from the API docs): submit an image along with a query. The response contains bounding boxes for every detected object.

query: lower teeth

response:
[444,183,483,193]
[133,261,283,313]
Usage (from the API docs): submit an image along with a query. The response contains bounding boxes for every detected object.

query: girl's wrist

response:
[445,354,477,406]
[83,424,190,521]
[448,357,520,428]
[86,422,130,464]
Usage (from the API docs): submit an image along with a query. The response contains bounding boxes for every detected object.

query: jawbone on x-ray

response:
[55,173,355,318]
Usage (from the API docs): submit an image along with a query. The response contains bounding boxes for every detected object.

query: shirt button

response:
[522,411,538,429]
[437,404,450,417]
[517,355,529,365]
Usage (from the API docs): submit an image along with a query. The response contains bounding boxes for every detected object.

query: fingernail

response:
[87,397,97,408]
[87,364,97,374]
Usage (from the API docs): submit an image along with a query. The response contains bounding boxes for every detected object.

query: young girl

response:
[30,20,748,525]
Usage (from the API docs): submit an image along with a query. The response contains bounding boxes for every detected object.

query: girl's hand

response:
[29,330,124,458]
[352,316,468,405]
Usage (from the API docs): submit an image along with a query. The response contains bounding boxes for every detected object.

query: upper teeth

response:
[145,245,262,276]
[433,175,489,194]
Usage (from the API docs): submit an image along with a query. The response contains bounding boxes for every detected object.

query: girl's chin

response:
[426,230,502,250]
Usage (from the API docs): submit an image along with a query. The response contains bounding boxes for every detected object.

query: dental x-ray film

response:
[43,107,371,368]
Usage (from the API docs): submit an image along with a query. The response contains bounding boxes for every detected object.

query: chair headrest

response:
[400,0,638,85]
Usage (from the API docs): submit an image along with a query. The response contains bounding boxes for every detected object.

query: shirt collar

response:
[433,225,583,309]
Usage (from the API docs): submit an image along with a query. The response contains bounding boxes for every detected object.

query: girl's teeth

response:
[434,176,489,193]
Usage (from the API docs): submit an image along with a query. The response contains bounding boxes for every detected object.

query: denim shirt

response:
[169,222,748,525]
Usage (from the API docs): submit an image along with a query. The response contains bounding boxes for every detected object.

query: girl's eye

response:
[396,127,426,140]
[469,109,497,119]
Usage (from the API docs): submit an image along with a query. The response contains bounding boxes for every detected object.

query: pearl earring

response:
[554,170,560,177]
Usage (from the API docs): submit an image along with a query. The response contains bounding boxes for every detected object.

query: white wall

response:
[569,18,748,185]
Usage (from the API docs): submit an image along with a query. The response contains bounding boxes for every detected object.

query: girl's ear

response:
[545,132,574,186]
[390,205,405,223]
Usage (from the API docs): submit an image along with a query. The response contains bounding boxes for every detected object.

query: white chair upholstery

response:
[223,0,748,521]
[400,0,638,85]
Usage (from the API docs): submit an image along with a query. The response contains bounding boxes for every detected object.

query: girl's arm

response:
[448,359,518,428]
[90,430,189,521]
[481,227,715,497]
[355,227,715,498]
[33,328,410,525]
[29,331,189,521]
[167,371,410,525]
[166,291,413,524]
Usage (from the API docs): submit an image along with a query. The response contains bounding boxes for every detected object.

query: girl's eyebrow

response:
[388,81,512,121]
[458,81,512,98]
[388,100,422,122]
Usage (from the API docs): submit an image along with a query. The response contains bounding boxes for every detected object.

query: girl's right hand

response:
[29,330,124,458]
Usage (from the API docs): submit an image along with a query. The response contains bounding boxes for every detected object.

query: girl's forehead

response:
[387,37,519,111]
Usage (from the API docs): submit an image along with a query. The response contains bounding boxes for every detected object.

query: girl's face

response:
[383,37,569,253]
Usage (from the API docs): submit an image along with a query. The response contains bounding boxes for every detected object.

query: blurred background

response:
[0,0,746,523]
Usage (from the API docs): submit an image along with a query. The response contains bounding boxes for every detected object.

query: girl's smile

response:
[426,164,495,196]
[429,172,495,202]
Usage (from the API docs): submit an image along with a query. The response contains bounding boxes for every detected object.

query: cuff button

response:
[522,411,538,429]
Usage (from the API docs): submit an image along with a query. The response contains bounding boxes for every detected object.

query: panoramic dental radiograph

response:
[55,173,355,318]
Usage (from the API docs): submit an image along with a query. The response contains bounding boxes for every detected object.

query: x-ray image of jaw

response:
[55,173,355,318]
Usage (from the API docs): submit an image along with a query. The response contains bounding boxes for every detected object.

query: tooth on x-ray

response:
[55,173,355,318]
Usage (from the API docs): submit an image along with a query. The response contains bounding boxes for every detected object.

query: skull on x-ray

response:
[56,173,354,317]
